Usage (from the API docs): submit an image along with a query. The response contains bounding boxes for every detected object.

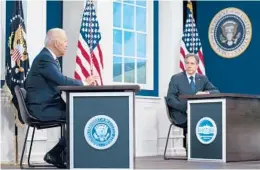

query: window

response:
[112,0,156,91]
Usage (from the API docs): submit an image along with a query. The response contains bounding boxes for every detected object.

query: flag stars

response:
[182,11,202,53]
[79,2,101,50]
[10,14,24,23]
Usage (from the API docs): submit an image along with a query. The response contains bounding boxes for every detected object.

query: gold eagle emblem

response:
[8,24,28,73]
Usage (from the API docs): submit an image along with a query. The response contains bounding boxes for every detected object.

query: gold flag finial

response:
[187,1,193,14]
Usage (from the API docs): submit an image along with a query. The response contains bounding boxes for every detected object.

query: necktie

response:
[55,58,61,72]
[189,76,196,93]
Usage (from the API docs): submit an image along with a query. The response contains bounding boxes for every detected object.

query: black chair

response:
[163,97,187,160]
[14,85,65,169]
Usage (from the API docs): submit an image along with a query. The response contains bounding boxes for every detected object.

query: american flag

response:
[74,0,104,85]
[180,1,205,75]
[12,44,23,62]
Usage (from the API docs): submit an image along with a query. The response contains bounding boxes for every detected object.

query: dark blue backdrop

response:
[197,1,260,95]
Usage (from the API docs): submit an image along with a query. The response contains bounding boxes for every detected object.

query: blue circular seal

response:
[195,117,217,145]
[84,115,119,150]
[209,7,252,58]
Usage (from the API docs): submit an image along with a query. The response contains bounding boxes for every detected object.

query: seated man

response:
[166,53,220,149]
[25,28,97,168]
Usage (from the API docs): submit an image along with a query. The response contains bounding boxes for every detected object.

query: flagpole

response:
[15,1,20,164]
[89,0,97,85]
[188,1,195,55]
[90,0,94,77]
[15,123,18,165]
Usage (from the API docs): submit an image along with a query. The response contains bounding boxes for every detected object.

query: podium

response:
[58,85,140,169]
[181,93,260,162]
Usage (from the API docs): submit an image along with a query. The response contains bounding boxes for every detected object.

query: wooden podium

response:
[181,93,260,162]
[58,85,140,169]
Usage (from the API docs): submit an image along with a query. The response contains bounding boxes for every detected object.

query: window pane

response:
[113,29,122,55]
[113,56,123,82]
[113,2,121,27]
[124,31,135,56]
[137,33,146,58]
[123,4,134,29]
[124,58,135,83]
[137,59,146,84]
[136,1,146,7]
[124,0,134,4]
[136,7,146,32]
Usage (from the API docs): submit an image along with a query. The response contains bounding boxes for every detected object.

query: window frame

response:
[96,0,158,96]
[112,0,158,96]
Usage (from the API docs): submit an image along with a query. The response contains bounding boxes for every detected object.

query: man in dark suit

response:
[166,53,219,149]
[25,28,97,168]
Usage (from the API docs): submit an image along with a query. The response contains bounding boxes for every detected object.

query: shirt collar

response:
[186,72,196,80]
[46,47,57,60]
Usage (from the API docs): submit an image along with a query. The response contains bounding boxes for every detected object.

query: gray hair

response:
[184,53,199,64]
[44,28,66,46]
[44,36,52,46]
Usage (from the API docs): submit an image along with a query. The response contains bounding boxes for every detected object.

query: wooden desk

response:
[181,93,260,162]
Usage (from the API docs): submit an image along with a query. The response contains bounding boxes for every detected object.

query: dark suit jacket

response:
[25,48,83,121]
[166,71,219,127]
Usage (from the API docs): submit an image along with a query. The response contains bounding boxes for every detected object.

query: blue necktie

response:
[190,76,196,93]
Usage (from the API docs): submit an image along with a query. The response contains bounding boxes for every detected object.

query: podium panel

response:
[188,99,226,162]
[68,92,134,169]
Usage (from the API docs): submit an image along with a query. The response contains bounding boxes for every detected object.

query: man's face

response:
[185,56,198,75]
[55,32,68,57]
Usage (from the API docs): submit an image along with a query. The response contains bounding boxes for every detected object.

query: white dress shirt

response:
[186,73,196,84]
[46,47,57,60]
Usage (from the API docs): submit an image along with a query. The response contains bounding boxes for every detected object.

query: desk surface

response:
[180,93,260,100]
[58,85,140,93]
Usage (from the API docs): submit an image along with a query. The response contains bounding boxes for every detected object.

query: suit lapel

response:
[195,73,201,93]
[182,72,193,94]
[43,48,61,72]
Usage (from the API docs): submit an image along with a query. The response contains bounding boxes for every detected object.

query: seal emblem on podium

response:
[196,117,217,145]
[84,115,119,150]
[208,7,252,58]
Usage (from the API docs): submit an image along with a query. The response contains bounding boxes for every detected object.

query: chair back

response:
[164,96,176,125]
[14,86,37,125]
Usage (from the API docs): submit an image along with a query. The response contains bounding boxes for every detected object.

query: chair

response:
[163,97,187,160]
[14,85,66,169]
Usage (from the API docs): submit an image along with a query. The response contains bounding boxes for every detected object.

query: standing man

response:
[25,28,98,168]
[166,53,219,149]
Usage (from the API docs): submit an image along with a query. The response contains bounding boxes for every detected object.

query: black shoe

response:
[44,152,66,168]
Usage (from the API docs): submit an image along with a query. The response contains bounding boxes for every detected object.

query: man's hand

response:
[196,91,210,95]
[84,75,99,86]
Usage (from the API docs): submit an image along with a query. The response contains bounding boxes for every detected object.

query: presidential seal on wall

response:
[208,7,252,58]
[84,115,119,150]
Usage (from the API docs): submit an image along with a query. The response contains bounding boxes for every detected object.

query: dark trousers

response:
[183,127,187,149]
[48,110,66,157]
[177,122,187,149]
